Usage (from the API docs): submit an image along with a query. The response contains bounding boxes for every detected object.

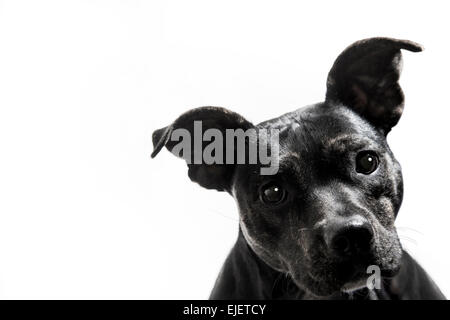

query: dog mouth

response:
[337,260,374,291]
[295,256,401,297]
[340,263,401,293]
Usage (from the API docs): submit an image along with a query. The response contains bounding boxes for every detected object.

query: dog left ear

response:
[326,37,423,134]
[151,106,254,192]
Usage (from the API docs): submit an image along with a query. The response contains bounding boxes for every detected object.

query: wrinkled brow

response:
[323,134,380,153]
[278,152,303,176]
[275,134,381,177]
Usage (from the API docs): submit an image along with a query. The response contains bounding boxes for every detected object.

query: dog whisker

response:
[396,226,424,236]
[207,208,239,222]
[398,235,418,247]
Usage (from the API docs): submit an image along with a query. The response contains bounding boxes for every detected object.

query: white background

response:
[0,0,449,299]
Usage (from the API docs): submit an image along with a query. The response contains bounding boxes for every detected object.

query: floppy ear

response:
[151,106,254,192]
[325,37,423,134]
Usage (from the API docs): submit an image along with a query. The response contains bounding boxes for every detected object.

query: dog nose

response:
[329,220,374,258]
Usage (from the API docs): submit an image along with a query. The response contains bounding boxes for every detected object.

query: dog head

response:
[152,38,423,297]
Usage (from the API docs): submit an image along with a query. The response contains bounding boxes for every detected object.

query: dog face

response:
[152,38,423,297]
[233,103,404,296]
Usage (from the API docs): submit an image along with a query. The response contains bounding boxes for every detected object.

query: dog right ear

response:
[151,106,254,192]
[325,37,423,134]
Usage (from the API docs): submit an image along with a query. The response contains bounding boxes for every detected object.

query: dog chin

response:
[304,279,367,298]
[340,278,367,294]
[297,271,369,298]
[291,272,343,298]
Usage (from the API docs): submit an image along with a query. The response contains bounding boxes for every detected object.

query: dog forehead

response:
[280,105,376,141]
[259,104,384,172]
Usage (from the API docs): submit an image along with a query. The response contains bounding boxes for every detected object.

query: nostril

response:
[333,235,351,255]
[331,226,373,257]
[354,227,373,252]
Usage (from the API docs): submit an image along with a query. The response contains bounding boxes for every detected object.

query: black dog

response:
[152,38,445,299]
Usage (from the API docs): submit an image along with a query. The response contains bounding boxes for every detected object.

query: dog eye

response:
[260,183,286,204]
[355,151,379,174]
